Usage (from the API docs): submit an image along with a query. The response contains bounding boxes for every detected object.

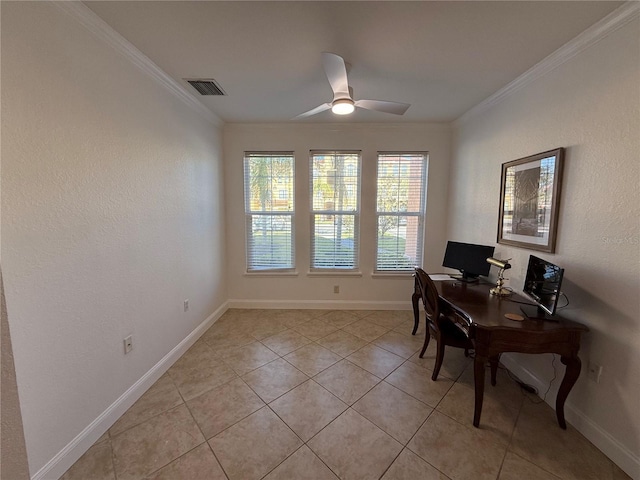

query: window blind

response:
[244,152,295,271]
[376,152,428,272]
[310,151,361,270]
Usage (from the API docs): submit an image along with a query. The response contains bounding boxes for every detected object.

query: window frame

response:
[375,152,429,273]
[243,151,295,273]
[309,150,362,272]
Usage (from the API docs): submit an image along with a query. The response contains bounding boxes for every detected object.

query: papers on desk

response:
[429,274,453,281]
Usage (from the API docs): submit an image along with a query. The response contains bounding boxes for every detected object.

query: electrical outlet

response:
[587,362,603,383]
[184,299,189,312]
[333,285,340,294]
[124,336,133,354]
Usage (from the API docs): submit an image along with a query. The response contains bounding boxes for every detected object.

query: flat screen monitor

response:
[521,255,564,319]
[442,241,495,282]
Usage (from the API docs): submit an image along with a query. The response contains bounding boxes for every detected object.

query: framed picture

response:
[498,148,564,253]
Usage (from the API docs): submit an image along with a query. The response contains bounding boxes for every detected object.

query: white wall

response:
[1,2,225,476]
[1,271,30,479]
[224,123,451,308]
[450,18,639,476]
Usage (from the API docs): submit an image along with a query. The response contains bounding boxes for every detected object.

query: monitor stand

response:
[452,272,479,283]
[520,305,559,322]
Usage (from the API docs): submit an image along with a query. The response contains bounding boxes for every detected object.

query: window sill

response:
[307,271,363,278]
[371,272,414,279]
[244,271,299,277]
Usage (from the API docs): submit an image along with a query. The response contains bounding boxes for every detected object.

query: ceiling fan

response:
[294,52,410,119]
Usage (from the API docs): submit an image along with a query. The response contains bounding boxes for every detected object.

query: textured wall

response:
[224,123,451,307]
[450,18,639,474]
[1,271,30,479]
[1,2,225,474]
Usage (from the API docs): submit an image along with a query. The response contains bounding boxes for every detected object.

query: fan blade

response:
[322,52,350,99]
[355,99,410,115]
[293,103,332,119]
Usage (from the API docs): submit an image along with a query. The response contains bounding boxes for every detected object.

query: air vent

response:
[185,79,226,96]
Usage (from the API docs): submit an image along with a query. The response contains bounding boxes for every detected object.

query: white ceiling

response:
[85,1,623,124]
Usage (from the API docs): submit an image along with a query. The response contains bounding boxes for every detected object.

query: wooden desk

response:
[412,278,588,430]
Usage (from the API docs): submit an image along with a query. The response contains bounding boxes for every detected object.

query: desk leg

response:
[489,355,499,386]
[556,355,581,429]
[411,291,420,336]
[473,355,487,428]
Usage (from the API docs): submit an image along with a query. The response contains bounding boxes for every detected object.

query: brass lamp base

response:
[490,286,511,296]
[489,269,511,296]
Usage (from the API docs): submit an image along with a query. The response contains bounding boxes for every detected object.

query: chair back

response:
[414,267,473,379]
[414,268,440,329]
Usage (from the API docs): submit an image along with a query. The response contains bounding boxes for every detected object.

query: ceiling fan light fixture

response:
[331,99,355,115]
[294,53,410,119]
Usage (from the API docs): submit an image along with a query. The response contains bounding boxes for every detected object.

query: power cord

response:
[539,355,558,403]
[556,292,570,310]
[501,365,539,395]
[499,355,558,403]
[504,297,538,307]
[504,292,570,310]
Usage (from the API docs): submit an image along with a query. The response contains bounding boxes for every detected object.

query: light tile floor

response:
[62,309,631,480]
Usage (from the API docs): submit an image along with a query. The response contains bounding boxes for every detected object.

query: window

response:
[310,151,361,270]
[376,152,428,272]
[244,152,294,271]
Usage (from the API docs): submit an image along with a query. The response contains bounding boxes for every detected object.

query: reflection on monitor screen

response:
[521,255,564,319]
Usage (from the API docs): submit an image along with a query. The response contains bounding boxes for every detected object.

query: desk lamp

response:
[486,257,512,296]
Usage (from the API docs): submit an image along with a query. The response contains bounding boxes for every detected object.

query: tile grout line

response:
[74,310,503,480]
[256,314,404,479]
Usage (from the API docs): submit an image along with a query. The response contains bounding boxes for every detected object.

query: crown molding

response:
[454,1,640,127]
[52,1,222,127]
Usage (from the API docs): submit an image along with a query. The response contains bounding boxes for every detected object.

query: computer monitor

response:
[442,241,495,282]
[521,255,564,320]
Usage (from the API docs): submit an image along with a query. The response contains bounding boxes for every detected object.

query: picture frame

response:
[497,148,564,253]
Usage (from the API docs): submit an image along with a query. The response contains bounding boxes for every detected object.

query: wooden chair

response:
[413,267,474,381]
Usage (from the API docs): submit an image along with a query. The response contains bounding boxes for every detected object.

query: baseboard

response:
[500,353,639,479]
[565,402,640,479]
[227,298,411,311]
[31,302,229,480]
[38,305,637,479]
